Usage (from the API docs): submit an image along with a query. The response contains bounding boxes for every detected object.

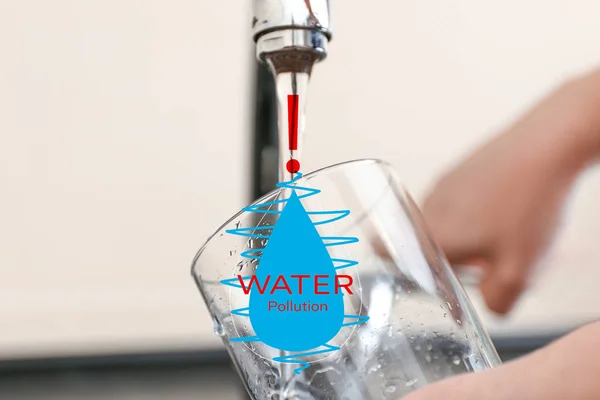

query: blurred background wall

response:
[1,0,600,365]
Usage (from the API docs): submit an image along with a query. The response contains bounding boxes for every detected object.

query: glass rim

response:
[191,158,395,274]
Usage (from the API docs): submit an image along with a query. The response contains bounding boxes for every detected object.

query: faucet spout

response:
[253,0,331,74]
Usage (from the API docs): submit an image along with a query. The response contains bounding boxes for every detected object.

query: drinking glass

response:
[191,159,501,400]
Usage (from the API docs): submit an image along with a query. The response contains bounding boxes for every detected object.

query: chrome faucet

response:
[251,0,332,184]
[253,0,331,74]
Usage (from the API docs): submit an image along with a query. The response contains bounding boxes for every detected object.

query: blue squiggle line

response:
[225,225,274,239]
[309,210,351,225]
[331,258,359,270]
[239,248,264,260]
[220,275,252,289]
[322,237,359,247]
[221,172,368,373]
[342,315,370,327]
[240,173,322,215]
[272,344,340,374]
[231,307,251,317]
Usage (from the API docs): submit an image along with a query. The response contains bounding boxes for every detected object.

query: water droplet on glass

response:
[385,385,397,394]
[367,364,381,374]
[446,302,453,310]
[443,312,447,317]
[229,250,233,256]
[456,319,462,325]
[213,318,225,337]
[425,354,432,363]
[426,343,433,351]
[452,355,462,365]
[405,378,418,387]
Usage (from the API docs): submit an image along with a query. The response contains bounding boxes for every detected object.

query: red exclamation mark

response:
[286,94,300,174]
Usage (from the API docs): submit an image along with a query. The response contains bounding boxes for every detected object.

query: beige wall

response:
[1,1,600,358]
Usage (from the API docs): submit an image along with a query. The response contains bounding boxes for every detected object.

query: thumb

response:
[402,361,525,400]
[401,369,509,400]
[479,254,528,315]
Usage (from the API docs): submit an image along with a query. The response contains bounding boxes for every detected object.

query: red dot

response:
[286,159,300,173]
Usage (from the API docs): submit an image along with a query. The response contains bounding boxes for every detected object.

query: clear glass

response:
[192,159,501,400]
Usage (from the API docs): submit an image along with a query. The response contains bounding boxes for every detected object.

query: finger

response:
[454,258,489,277]
[459,257,489,269]
[421,196,483,265]
[479,256,527,315]
[405,322,600,400]
[401,367,514,400]
[371,235,391,258]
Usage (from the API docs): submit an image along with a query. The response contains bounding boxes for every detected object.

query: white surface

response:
[1,1,600,358]
[0,1,248,358]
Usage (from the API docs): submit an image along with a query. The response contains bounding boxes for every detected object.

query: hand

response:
[402,321,600,400]
[422,75,600,314]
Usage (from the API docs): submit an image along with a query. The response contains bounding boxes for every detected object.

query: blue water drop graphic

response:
[249,191,344,352]
[221,172,369,374]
